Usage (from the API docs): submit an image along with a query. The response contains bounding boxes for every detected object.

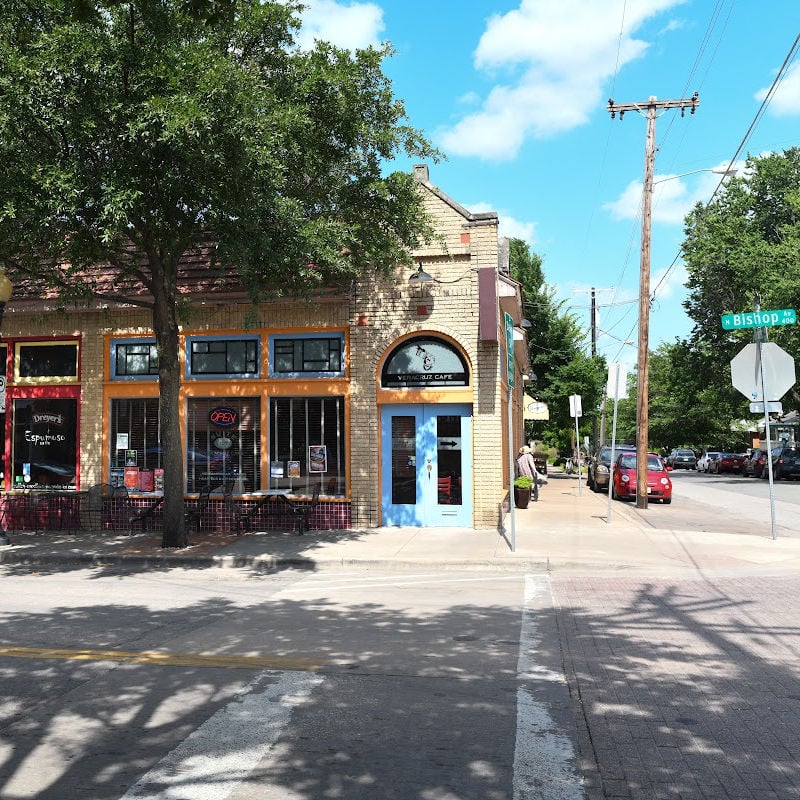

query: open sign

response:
[209,407,238,428]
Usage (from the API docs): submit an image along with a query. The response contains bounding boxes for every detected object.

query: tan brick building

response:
[0,166,528,532]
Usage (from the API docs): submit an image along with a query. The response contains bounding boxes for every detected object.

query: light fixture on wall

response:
[408,262,434,285]
[409,261,434,315]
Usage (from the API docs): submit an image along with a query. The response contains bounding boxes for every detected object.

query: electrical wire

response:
[651,31,800,300]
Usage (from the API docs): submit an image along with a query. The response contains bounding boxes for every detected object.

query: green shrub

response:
[514,476,534,489]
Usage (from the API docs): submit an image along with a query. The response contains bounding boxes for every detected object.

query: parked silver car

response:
[697,450,721,473]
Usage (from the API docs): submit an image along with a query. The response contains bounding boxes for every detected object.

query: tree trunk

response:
[152,273,186,548]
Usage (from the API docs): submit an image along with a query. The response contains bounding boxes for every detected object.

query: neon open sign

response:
[209,407,238,428]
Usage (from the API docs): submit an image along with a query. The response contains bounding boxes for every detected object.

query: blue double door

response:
[381,404,473,527]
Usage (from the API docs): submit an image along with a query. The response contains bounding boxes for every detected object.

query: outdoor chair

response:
[84,483,112,530]
[279,484,321,536]
[184,484,213,535]
[127,496,164,535]
[110,485,133,531]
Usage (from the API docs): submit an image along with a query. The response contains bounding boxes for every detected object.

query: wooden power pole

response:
[608,94,699,509]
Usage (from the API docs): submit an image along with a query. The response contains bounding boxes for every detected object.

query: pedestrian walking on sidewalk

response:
[517,446,540,502]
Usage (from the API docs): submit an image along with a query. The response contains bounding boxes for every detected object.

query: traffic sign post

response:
[727,298,797,540]
[721,308,796,330]
[730,342,796,402]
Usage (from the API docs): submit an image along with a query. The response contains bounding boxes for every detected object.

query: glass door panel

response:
[381,404,472,527]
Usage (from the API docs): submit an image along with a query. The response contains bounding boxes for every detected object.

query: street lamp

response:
[0,266,11,546]
[653,166,738,185]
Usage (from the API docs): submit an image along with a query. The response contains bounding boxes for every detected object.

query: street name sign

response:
[721,308,796,330]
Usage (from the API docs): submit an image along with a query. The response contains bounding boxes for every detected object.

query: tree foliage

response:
[0,0,437,545]
[683,147,800,419]
[509,239,606,455]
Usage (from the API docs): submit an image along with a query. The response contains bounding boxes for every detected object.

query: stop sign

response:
[730,342,796,401]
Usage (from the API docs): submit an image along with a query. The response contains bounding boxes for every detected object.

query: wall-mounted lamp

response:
[520,318,532,329]
[408,262,434,285]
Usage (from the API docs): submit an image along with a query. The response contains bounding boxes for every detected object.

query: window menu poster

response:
[308,445,327,473]
[124,467,140,490]
[287,460,300,478]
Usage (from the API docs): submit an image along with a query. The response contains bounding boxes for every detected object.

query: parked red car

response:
[710,452,743,474]
[612,452,673,503]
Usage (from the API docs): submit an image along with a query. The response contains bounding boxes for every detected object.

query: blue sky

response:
[296,1,800,369]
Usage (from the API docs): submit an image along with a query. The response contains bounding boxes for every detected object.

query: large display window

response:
[186,397,261,493]
[11,398,79,489]
[269,396,345,495]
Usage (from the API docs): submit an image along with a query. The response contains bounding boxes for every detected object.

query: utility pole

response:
[574,286,613,452]
[608,93,699,509]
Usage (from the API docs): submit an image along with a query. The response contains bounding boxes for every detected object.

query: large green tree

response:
[509,239,606,455]
[0,0,436,546]
[683,147,800,420]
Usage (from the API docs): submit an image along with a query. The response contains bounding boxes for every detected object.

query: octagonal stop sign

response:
[730,342,796,401]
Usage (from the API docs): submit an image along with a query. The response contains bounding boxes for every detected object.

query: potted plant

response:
[513,476,533,509]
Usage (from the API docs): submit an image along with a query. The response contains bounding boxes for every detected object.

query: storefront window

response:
[269,396,345,495]
[186,398,260,493]
[381,336,469,388]
[15,341,79,383]
[109,398,161,488]
[112,339,158,378]
[187,337,259,377]
[12,398,78,489]
[269,334,344,377]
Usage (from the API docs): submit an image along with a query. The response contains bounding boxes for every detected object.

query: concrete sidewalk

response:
[2,472,799,574]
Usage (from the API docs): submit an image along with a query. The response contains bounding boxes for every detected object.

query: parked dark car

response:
[773,446,800,480]
[742,448,769,478]
[666,448,697,470]
[709,452,743,474]
[588,444,636,492]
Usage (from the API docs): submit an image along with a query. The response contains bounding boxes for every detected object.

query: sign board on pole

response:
[730,342,796,401]
[606,363,628,400]
[569,394,582,418]
[504,312,515,388]
[722,309,796,330]
[750,401,782,414]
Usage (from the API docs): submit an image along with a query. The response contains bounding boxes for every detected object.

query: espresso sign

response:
[209,406,238,428]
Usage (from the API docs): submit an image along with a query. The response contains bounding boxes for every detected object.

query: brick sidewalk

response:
[553,573,800,799]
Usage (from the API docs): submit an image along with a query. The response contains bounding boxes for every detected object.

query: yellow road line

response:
[0,645,325,671]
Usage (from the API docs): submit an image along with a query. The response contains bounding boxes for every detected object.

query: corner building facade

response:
[0,165,528,532]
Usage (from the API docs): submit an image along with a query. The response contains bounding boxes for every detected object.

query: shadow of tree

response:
[553,573,800,799]
[0,573,568,799]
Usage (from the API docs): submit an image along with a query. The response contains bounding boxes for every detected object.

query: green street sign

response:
[721,309,796,330]
[504,312,515,388]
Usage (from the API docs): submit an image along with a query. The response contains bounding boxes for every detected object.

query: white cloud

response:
[604,162,742,225]
[438,0,686,161]
[296,0,384,51]
[756,61,800,117]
